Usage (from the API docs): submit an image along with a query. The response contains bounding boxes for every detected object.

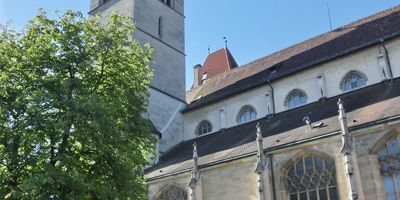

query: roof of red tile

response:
[195,48,238,86]
[185,5,400,109]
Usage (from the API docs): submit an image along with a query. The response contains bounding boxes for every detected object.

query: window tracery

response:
[378,135,400,200]
[196,120,212,135]
[154,186,187,200]
[286,155,339,200]
[286,89,307,109]
[238,105,256,124]
[342,71,367,92]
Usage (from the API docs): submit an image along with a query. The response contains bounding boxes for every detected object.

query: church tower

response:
[89,0,185,157]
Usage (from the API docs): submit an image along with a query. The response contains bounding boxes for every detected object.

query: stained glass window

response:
[155,186,187,200]
[287,156,339,200]
[342,72,366,92]
[238,105,256,124]
[378,136,400,200]
[286,90,307,109]
[197,120,212,135]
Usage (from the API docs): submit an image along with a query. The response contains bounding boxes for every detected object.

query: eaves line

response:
[146,114,400,182]
[181,31,400,113]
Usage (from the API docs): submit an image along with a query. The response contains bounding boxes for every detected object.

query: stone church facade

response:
[90,1,400,199]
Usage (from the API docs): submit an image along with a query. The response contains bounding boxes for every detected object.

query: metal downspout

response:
[267,79,275,114]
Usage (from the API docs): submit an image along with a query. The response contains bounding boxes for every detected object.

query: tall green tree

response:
[0,10,155,199]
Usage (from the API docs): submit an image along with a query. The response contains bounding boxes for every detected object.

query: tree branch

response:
[91,41,112,94]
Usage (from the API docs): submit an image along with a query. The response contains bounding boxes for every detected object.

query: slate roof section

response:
[146,78,400,180]
[183,5,400,112]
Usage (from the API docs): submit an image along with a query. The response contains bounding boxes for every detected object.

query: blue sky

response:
[0,0,399,90]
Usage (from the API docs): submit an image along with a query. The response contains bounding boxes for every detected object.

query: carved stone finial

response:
[256,123,262,140]
[189,142,200,200]
[193,142,198,159]
[337,99,358,199]
[337,98,343,105]
[254,123,267,200]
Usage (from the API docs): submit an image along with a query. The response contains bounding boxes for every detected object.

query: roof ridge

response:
[224,48,231,70]
[341,5,400,29]
[207,5,400,80]
[186,5,400,104]
[243,5,400,69]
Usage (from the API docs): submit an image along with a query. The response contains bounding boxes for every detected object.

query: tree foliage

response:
[0,10,155,199]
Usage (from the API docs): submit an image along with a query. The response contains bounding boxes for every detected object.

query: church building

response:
[90,1,400,199]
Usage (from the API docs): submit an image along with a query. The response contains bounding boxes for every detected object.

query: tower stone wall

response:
[89,0,185,153]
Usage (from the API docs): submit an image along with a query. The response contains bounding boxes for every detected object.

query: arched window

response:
[286,89,307,109]
[378,135,400,200]
[154,185,187,200]
[196,120,212,135]
[341,71,367,92]
[287,155,339,200]
[237,105,257,124]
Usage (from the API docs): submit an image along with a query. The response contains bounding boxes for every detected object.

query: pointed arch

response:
[285,89,308,109]
[153,184,188,200]
[282,149,333,172]
[283,149,339,200]
[340,70,368,92]
[196,120,212,135]
[370,128,400,154]
[237,105,257,124]
[370,128,400,199]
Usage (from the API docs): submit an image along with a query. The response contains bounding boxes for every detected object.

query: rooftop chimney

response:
[193,64,202,88]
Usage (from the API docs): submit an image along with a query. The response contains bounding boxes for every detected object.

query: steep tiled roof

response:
[147,79,400,180]
[188,48,238,102]
[200,48,238,80]
[184,5,400,111]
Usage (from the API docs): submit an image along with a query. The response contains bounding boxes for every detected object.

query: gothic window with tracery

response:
[286,90,307,109]
[378,135,400,200]
[287,155,339,200]
[196,120,212,135]
[342,71,367,92]
[237,105,256,124]
[155,186,187,200]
